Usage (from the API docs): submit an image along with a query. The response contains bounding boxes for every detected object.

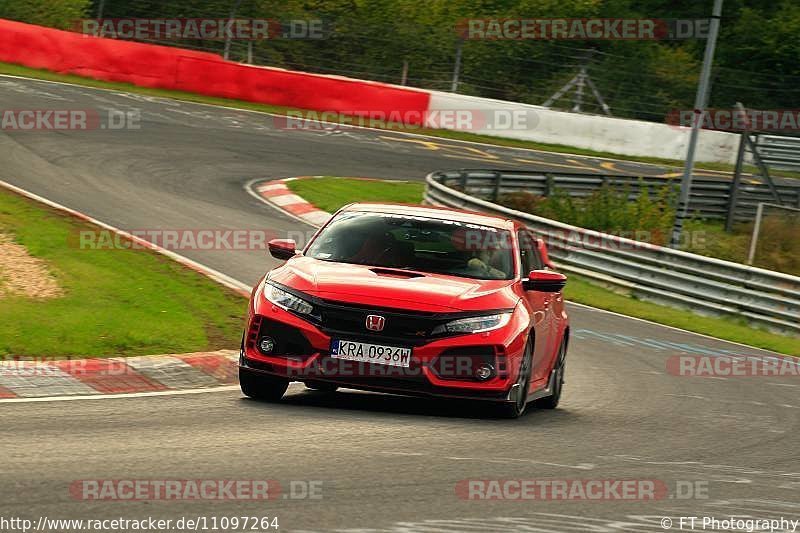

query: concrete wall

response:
[428,91,739,164]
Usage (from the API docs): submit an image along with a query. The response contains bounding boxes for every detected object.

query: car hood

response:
[269,257,519,313]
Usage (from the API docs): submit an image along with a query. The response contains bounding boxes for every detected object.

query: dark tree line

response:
[3,0,798,122]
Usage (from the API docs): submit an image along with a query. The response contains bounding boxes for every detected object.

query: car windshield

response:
[306,211,515,280]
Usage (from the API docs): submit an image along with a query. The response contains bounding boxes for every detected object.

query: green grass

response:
[683,218,799,276]
[4,61,794,177]
[287,177,424,213]
[0,188,246,357]
[564,274,798,356]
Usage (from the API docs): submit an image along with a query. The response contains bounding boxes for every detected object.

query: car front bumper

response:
[240,298,529,402]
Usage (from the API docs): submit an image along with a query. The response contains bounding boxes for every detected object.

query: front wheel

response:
[534,339,567,410]
[496,340,533,419]
[239,369,289,401]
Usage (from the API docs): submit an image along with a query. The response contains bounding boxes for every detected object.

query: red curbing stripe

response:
[283,203,321,215]
[52,359,168,394]
[179,354,238,384]
[259,187,291,198]
[0,385,17,399]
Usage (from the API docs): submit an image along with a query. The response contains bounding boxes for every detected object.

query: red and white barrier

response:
[0,18,737,163]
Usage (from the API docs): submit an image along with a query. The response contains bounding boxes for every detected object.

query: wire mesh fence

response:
[5,0,800,125]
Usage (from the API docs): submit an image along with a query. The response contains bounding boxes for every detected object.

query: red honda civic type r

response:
[239,203,569,417]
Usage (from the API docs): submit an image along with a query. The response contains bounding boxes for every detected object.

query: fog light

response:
[475,363,494,381]
[258,336,275,354]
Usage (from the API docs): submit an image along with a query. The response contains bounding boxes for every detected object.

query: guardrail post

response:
[544,173,553,197]
[459,171,467,191]
[745,134,783,204]
[747,202,765,265]
[725,131,747,231]
[492,172,502,202]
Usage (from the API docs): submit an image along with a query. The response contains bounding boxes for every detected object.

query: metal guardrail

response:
[435,169,800,223]
[425,170,800,336]
[755,135,800,171]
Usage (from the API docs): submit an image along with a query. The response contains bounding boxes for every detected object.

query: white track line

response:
[0,382,313,405]
[0,385,241,404]
[566,301,783,355]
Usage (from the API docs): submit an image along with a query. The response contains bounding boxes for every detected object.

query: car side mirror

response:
[535,238,556,269]
[268,239,297,260]
[523,269,567,292]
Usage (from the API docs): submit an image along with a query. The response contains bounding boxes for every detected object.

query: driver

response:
[467,248,507,279]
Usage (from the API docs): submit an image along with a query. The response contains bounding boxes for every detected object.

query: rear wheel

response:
[304,380,339,392]
[239,369,289,401]
[534,339,567,410]
[496,340,533,419]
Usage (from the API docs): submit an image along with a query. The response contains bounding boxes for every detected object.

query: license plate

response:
[330,339,412,368]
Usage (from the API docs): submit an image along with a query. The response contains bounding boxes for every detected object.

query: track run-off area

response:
[0,76,798,533]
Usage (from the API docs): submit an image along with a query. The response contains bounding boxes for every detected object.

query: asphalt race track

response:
[1,76,798,532]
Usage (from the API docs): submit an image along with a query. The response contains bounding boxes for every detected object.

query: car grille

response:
[313,299,461,346]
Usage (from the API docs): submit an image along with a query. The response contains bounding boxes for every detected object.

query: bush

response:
[0,0,91,30]
[498,180,676,245]
[684,215,800,276]
[498,191,547,214]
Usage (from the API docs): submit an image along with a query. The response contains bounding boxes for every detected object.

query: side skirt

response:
[506,367,557,404]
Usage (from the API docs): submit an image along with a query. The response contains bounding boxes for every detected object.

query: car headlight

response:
[432,313,512,335]
[264,282,315,316]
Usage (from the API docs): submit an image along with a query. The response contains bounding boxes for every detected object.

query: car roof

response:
[339,202,517,230]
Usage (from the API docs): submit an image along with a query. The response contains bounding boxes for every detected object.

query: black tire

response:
[239,369,289,401]
[496,340,533,419]
[534,339,567,410]
[304,380,339,392]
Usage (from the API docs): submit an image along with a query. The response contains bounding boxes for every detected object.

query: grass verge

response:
[565,275,798,356]
[0,187,246,357]
[684,218,799,276]
[1,61,784,176]
[286,177,424,212]
[287,177,797,355]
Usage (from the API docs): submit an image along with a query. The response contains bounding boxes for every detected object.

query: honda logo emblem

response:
[365,315,385,332]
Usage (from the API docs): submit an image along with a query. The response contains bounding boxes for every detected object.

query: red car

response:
[239,203,569,417]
